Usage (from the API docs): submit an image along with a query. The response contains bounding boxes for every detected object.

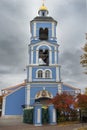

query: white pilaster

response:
[2,97,6,116]
[58,84,62,94]
[31,46,33,64]
[55,46,57,64]
[26,84,31,106]
[53,108,56,122]
[29,67,32,82]
[36,50,38,64]
[52,22,54,37]
[57,47,59,64]
[50,50,52,65]
[56,67,59,82]
[28,45,30,64]
[34,22,36,37]
[37,109,41,123]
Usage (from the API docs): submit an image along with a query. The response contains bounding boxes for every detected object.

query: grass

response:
[78,128,87,130]
[58,121,79,126]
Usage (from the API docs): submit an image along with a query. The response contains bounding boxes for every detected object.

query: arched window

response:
[39,28,48,40]
[38,70,43,78]
[45,70,51,78]
[39,49,49,66]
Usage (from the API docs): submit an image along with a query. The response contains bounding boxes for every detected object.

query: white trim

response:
[2,97,6,116]
[52,22,54,37]
[31,46,33,64]
[53,108,56,122]
[33,79,55,81]
[36,50,38,64]
[37,109,41,123]
[28,45,30,64]
[55,46,57,64]
[27,64,61,67]
[34,22,36,37]
[29,67,32,82]
[50,50,52,64]
[31,41,58,48]
[56,67,59,82]
[57,47,59,64]
[58,84,62,94]
[26,84,30,106]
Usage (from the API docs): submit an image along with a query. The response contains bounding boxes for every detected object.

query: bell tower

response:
[26,3,62,107]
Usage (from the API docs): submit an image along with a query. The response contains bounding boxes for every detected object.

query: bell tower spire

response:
[38,0,48,16]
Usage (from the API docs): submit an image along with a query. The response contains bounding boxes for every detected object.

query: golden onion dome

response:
[39,4,48,11]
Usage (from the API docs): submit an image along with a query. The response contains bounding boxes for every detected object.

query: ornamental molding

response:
[29,41,59,48]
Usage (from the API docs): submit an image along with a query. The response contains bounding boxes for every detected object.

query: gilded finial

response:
[42,0,45,6]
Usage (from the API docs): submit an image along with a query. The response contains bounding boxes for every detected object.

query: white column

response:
[29,67,32,82]
[37,109,41,123]
[26,84,30,106]
[56,67,59,82]
[2,97,6,116]
[28,45,30,64]
[49,50,52,65]
[34,22,36,37]
[57,47,59,64]
[36,50,38,65]
[53,108,56,122]
[55,46,57,64]
[58,84,62,94]
[31,46,33,64]
[52,22,54,37]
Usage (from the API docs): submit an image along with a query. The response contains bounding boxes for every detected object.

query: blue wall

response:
[5,87,25,115]
[32,66,56,81]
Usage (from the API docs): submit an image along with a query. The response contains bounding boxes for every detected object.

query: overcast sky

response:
[0,0,87,93]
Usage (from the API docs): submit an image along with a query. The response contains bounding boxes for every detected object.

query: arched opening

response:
[45,70,51,78]
[39,28,48,40]
[39,49,49,66]
[38,70,43,78]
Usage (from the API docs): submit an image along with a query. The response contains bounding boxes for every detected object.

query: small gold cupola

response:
[38,3,49,16]
[39,3,48,11]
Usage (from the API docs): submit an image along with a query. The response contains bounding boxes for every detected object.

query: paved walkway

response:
[0,118,87,130]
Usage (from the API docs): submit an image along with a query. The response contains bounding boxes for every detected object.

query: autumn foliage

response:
[49,92,87,112]
[76,94,87,110]
[49,93,75,112]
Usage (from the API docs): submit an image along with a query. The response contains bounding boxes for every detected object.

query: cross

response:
[42,0,45,5]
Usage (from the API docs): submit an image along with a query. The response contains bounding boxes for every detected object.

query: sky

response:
[0,0,87,93]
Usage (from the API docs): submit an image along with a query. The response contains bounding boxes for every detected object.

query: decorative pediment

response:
[30,41,59,48]
[35,90,53,99]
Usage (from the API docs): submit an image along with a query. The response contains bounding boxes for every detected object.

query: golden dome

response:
[39,4,48,11]
[35,90,53,99]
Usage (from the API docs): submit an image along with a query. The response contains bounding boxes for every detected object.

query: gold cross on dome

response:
[42,0,45,5]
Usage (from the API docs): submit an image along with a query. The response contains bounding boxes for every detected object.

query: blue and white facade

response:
[1,4,80,117]
[26,4,62,106]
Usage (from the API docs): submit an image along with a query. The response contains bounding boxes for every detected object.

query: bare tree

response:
[80,33,87,74]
